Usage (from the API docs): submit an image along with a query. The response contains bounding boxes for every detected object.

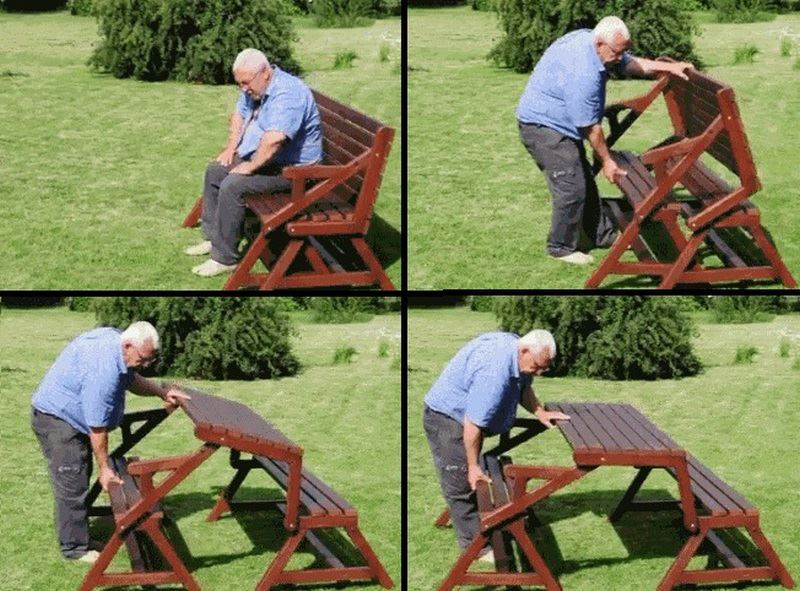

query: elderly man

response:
[186,48,323,277]
[423,329,570,559]
[517,16,694,265]
[31,321,190,563]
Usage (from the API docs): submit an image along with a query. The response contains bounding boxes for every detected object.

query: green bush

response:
[379,42,392,62]
[313,0,374,27]
[378,339,391,358]
[733,44,760,64]
[469,0,496,10]
[309,298,372,323]
[467,296,497,312]
[490,0,701,74]
[713,0,776,21]
[67,0,92,15]
[90,0,301,84]
[65,297,94,312]
[795,56,800,70]
[93,297,300,380]
[333,346,358,364]
[1,0,66,10]
[495,296,702,380]
[407,0,466,5]
[780,37,793,56]
[734,345,759,364]
[779,338,791,358]
[709,297,774,323]
[333,49,359,68]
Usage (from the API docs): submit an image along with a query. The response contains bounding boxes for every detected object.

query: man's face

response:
[519,346,552,376]
[122,340,158,369]
[234,66,271,100]
[595,32,632,66]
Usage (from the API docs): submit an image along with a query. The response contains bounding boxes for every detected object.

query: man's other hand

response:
[216,148,236,166]
[602,158,628,184]
[164,387,191,406]
[467,464,491,491]
[99,466,123,491]
[534,407,571,429]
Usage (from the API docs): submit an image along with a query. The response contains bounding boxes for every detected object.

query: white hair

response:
[121,321,160,350]
[593,16,630,43]
[232,48,270,73]
[519,329,557,358]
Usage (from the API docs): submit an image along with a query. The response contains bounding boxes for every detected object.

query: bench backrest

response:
[664,69,759,190]
[313,90,394,228]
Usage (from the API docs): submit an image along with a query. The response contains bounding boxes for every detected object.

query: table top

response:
[181,389,303,458]
[546,402,686,464]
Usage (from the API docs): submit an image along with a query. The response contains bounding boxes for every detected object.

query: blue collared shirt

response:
[235,66,323,165]
[31,328,134,434]
[516,29,631,140]
[424,332,533,435]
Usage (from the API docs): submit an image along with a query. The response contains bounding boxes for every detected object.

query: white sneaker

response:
[184,240,212,256]
[76,550,101,563]
[192,258,237,277]
[553,251,594,265]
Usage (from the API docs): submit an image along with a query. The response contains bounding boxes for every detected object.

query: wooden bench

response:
[182,390,393,591]
[183,89,395,291]
[437,454,586,591]
[585,63,796,288]
[80,456,200,591]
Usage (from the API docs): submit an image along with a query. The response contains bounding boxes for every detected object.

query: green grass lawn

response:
[408,7,800,289]
[0,305,400,590]
[0,11,400,289]
[408,304,800,590]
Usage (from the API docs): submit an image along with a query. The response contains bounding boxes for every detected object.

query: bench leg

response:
[659,230,707,288]
[255,530,306,591]
[434,508,451,527]
[437,532,489,591]
[508,519,562,591]
[182,196,203,228]
[585,218,641,288]
[352,237,395,290]
[143,520,201,591]
[749,223,798,288]
[79,534,125,591]
[657,528,707,591]
[609,467,653,522]
[207,464,253,522]
[346,524,395,588]
[224,232,268,291]
[260,239,304,290]
[747,523,796,588]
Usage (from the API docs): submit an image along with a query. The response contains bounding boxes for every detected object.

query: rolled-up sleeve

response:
[80,356,118,429]
[566,75,603,130]
[236,92,249,119]
[464,360,506,428]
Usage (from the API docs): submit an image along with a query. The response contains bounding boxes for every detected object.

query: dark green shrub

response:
[734,345,758,364]
[490,0,701,74]
[93,297,300,380]
[67,0,92,15]
[333,49,359,68]
[495,296,702,380]
[332,346,358,364]
[469,0,496,10]
[65,297,94,312]
[713,0,776,21]
[313,0,374,26]
[407,0,466,5]
[1,0,66,10]
[467,296,497,312]
[779,338,791,358]
[709,297,774,323]
[90,0,301,84]
[733,44,760,64]
[309,298,372,323]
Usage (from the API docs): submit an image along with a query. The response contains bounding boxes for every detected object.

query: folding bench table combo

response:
[183,90,395,291]
[586,62,796,289]
[434,402,794,591]
[81,390,393,591]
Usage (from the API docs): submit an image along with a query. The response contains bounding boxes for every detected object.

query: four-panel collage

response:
[1,0,799,590]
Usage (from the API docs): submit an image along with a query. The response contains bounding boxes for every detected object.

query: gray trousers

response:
[423,406,479,550]
[519,121,617,257]
[201,156,292,265]
[31,408,92,558]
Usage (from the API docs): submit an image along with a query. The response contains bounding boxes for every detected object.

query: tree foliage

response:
[490,0,701,74]
[495,296,702,380]
[89,0,301,84]
[93,297,300,380]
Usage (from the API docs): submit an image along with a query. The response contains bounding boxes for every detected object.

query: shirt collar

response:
[510,335,521,379]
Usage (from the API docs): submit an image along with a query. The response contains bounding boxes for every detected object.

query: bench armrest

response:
[127,453,198,475]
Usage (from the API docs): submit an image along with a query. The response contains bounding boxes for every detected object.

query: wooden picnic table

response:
[436,401,793,591]
[82,390,392,591]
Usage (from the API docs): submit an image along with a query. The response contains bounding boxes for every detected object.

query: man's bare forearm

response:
[89,427,111,471]
[520,385,541,414]
[585,124,611,164]
[129,372,167,399]
[224,113,245,152]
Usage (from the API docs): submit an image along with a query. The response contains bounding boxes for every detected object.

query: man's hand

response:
[602,158,628,184]
[163,387,191,406]
[467,464,491,491]
[216,147,236,167]
[534,407,571,429]
[667,61,694,81]
[99,466,123,491]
